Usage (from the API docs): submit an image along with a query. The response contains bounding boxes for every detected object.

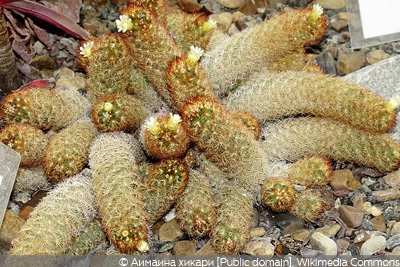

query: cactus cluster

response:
[3,0,400,257]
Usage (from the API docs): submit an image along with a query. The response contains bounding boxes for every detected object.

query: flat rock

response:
[370,215,387,232]
[360,236,387,256]
[390,222,400,236]
[363,202,383,216]
[366,50,390,65]
[342,55,400,140]
[310,232,338,255]
[173,240,197,255]
[337,51,366,76]
[250,227,266,238]
[292,229,312,242]
[383,170,400,188]
[339,205,364,228]
[243,239,275,256]
[158,219,184,242]
[315,223,341,238]
[209,12,233,33]
[372,188,400,202]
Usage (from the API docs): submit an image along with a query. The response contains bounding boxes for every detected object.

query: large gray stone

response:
[342,55,400,140]
[0,143,21,228]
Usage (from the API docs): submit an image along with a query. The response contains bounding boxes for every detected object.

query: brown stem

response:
[0,7,21,98]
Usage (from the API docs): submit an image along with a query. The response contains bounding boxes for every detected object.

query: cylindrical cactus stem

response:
[145,158,189,224]
[210,186,253,255]
[175,169,217,238]
[67,219,106,255]
[9,170,97,255]
[118,3,182,106]
[89,132,149,254]
[166,12,217,51]
[261,177,297,212]
[224,70,397,133]
[180,96,270,193]
[259,117,400,172]
[91,93,147,132]
[166,46,216,110]
[77,34,132,104]
[44,119,98,183]
[290,189,329,222]
[0,123,48,167]
[288,156,333,187]
[140,112,190,160]
[200,5,327,96]
[0,82,60,130]
[52,87,91,130]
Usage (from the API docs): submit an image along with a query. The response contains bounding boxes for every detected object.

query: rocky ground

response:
[2,0,400,257]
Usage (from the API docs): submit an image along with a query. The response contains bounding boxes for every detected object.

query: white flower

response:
[167,113,182,131]
[145,117,161,136]
[187,45,204,65]
[116,15,134,33]
[201,18,217,32]
[309,4,323,21]
[79,41,94,58]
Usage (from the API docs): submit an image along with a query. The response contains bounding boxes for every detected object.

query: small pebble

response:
[366,50,391,65]
[173,240,197,255]
[337,51,366,76]
[370,215,386,232]
[315,224,341,238]
[383,170,400,188]
[243,239,275,256]
[331,19,348,32]
[250,227,267,238]
[292,229,311,242]
[158,219,184,242]
[363,202,383,216]
[210,12,233,33]
[216,0,245,9]
[387,234,400,251]
[354,230,370,245]
[373,188,400,202]
[391,246,400,255]
[315,0,345,10]
[339,205,364,228]
[390,222,400,236]
[310,232,338,255]
[330,169,358,191]
[360,236,387,256]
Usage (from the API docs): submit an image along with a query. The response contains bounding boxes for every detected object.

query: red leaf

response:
[2,0,89,40]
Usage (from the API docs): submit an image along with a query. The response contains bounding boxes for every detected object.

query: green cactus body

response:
[79,34,132,104]
[44,119,98,183]
[91,93,147,132]
[290,190,328,222]
[259,117,400,172]
[231,110,261,140]
[140,113,190,160]
[145,158,189,224]
[175,169,217,238]
[288,156,333,187]
[127,64,166,113]
[210,187,253,255]
[200,6,327,96]
[89,132,149,254]
[224,70,397,133]
[180,96,269,193]
[9,170,96,255]
[166,12,214,51]
[119,3,182,106]
[53,87,91,130]
[261,177,297,212]
[166,55,216,110]
[0,86,61,130]
[67,219,106,255]
[0,123,47,167]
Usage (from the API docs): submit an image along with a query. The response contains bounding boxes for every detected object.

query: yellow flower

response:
[79,41,94,58]
[116,15,134,33]
[201,18,217,33]
[145,117,161,136]
[103,102,113,112]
